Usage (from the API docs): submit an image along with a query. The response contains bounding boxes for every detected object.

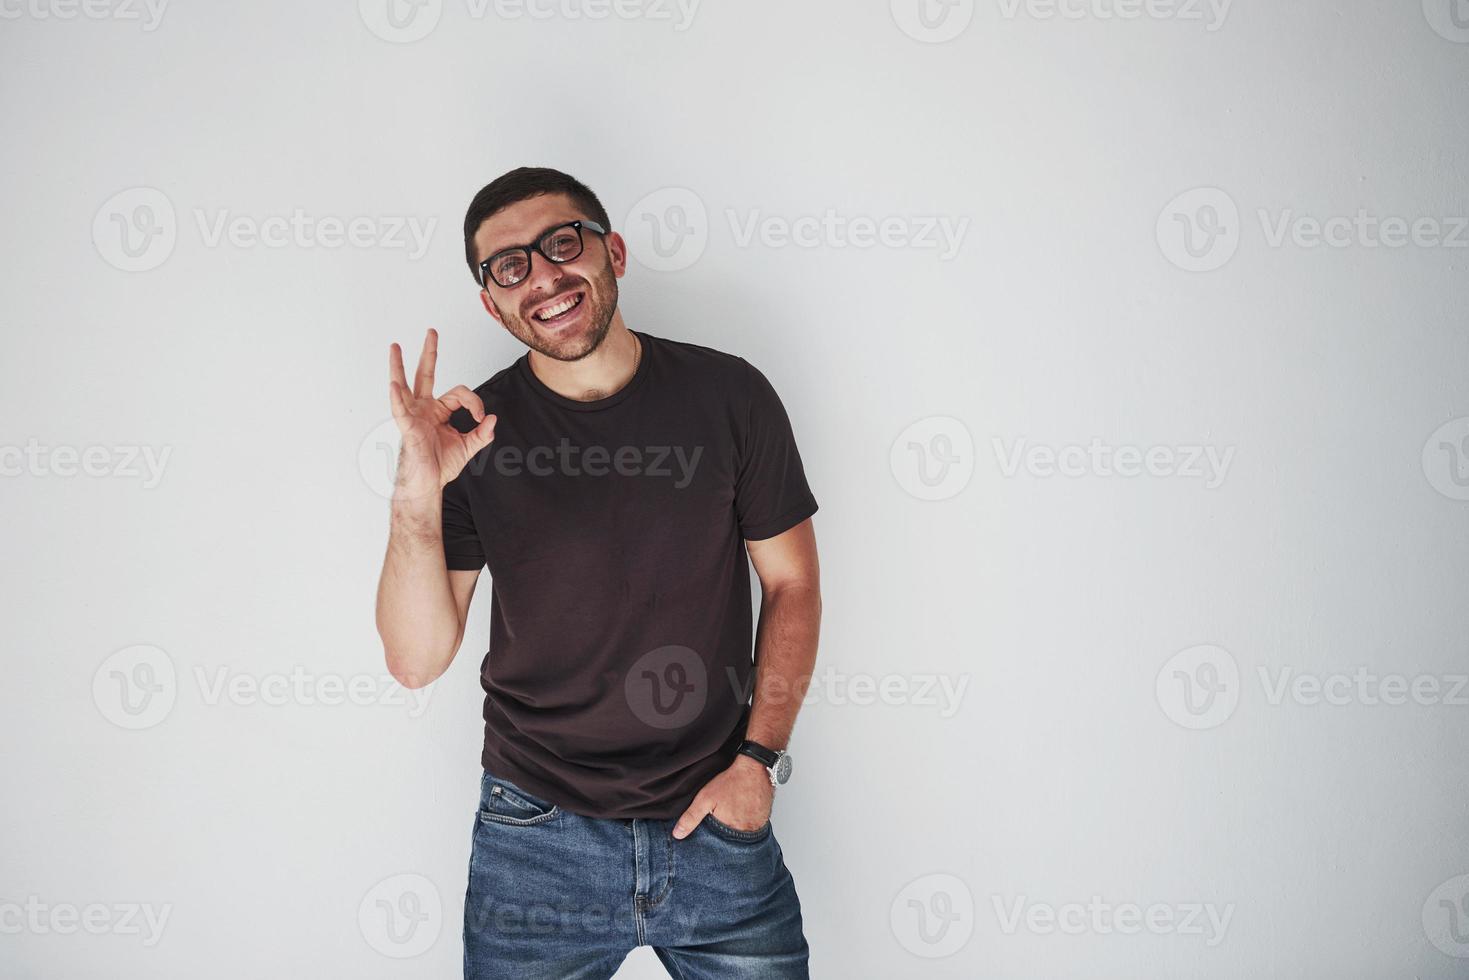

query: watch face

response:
[773,753,793,785]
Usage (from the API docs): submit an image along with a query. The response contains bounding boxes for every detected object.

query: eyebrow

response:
[482,218,584,263]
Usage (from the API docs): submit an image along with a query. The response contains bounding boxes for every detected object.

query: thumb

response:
[466,413,498,454]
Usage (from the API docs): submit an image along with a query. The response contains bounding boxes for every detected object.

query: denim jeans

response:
[464,769,810,979]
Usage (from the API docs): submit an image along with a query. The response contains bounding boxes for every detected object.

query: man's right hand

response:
[388,327,498,499]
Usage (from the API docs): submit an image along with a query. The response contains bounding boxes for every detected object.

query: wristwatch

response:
[736,739,793,787]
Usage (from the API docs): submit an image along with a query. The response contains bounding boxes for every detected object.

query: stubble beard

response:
[500,262,619,363]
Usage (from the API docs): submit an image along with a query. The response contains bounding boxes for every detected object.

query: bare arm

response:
[376,517,481,689]
[672,517,821,837]
[374,329,497,689]
[743,517,823,749]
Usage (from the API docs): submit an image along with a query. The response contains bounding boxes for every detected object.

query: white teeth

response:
[534,293,581,321]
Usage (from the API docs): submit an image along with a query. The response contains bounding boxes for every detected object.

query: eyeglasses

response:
[478,219,608,289]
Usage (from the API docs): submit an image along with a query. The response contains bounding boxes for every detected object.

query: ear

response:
[480,289,504,324]
[604,231,629,280]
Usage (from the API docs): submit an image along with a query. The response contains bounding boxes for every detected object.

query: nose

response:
[522,252,569,302]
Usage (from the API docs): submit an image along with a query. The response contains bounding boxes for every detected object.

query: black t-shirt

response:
[440,330,818,819]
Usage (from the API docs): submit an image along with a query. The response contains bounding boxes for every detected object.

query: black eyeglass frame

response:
[477,219,608,289]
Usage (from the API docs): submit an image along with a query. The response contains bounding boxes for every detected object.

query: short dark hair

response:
[462,167,612,285]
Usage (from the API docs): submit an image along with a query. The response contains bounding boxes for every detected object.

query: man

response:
[374,166,822,979]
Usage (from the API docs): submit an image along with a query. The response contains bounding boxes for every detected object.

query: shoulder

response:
[644,332,750,375]
[642,332,766,398]
[473,361,520,400]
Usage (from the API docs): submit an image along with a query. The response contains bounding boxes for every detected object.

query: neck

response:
[527,319,640,402]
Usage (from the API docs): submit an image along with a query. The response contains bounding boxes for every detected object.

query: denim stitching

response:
[704,813,771,842]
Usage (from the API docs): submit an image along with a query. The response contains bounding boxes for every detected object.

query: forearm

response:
[375,494,462,688]
[744,584,822,748]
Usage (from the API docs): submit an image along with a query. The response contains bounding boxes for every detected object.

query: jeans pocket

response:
[702,812,772,843]
[478,772,561,827]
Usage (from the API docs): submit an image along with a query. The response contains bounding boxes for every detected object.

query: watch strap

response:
[736,740,780,768]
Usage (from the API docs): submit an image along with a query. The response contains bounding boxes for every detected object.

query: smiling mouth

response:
[531,291,585,324]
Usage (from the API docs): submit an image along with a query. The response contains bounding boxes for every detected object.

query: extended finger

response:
[413,328,438,399]
[389,342,410,391]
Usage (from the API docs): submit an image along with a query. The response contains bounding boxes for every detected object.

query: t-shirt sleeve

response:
[734,358,819,541]
[441,471,487,571]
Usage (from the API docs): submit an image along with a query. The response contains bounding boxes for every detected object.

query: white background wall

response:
[3,1,1468,977]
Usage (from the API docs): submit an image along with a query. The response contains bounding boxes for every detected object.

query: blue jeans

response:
[464,769,810,979]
